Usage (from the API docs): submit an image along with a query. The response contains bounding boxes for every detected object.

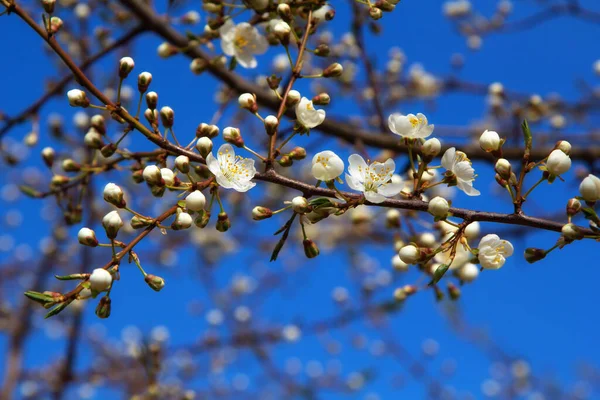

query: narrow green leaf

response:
[430,264,449,285]
[44,301,70,319]
[24,291,54,305]
[521,119,532,149]
[270,213,297,261]
[54,273,87,281]
[19,185,41,198]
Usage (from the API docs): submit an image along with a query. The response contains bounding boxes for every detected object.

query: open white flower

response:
[296,97,326,129]
[345,154,402,203]
[478,234,513,270]
[206,144,256,192]
[219,19,268,69]
[311,150,344,181]
[388,112,434,139]
[441,147,480,196]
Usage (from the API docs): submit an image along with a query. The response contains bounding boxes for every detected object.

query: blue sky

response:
[1,0,599,399]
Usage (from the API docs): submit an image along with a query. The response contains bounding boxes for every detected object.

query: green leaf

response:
[54,273,87,281]
[521,119,532,149]
[270,213,297,261]
[19,185,41,198]
[44,301,71,319]
[229,56,237,71]
[429,264,449,285]
[24,291,56,306]
[582,207,600,224]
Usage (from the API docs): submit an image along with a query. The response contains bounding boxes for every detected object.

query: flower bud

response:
[562,223,584,241]
[216,212,231,232]
[103,182,126,208]
[291,196,311,213]
[277,3,292,21]
[303,239,320,258]
[386,209,401,228]
[369,7,383,20]
[41,147,55,167]
[175,155,190,173]
[398,244,419,264]
[566,198,582,216]
[144,108,158,125]
[185,190,206,211]
[77,227,98,247]
[190,58,208,74]
[137,72,152,93]
[223,127,244,147]
[130,215,153,229]
[555,140,571,155]
[495,158,512,180]
[238,93,258,113]
[314,44,330,57]
[323,63,344,78]
[195,210,211,228]
[286,90,301,107]
[118,56,135,79]
[89,268,112,292]
[143,165,162,186]
[524,247,547,263]
[579,174,600,202]
[49,16,63,34]
[278,155,293,167]
[172,211,193,230]
[252,206,273,220]
[428,196,449,219]
[67,89,90,108]
[160,106,174,128]
[145,274,165,292]
[273,20,291,44]
[102,211,123,239]
[157,42,178,58]
[42,0,56,14]
[456,263,479,282]
[95,296,111,318]
[421,138,441,159]
[160,168,175,186]
[546,149,571,177]
[393,287,407,301]
[264,115,279,136]
[479,130,501,152]
[100,143,117,158]
[193,137,213,159]
[146,91,158,110]
[181,10,200,24]
[447,283,461,300]
[289,146,306,160]
[392,254,408,272]
[90,115,105,134]
[312,93,330,106]
[51,175,69,186]
[196,123,220,138]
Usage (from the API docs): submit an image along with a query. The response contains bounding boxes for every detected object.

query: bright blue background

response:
[0,1,599,399]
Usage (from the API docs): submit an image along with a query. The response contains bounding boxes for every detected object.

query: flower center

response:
[234,35,249,49]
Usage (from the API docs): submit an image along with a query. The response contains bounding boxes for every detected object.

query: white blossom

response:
[478,234,513,270]
[345,154,402,203]
[89,268,112,292]
[546,149,571,177]
[296,97,326,129]
[441,147,480,196]
[579,174,600,202]
[311,150,344,181]
[219,19,268,69]
[388,112,434,139]
[206,144,256,192]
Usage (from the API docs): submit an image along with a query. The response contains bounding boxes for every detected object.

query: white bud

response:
[89,268,113,292]
[562,223,584,241]
[488,82,504,96]
[118,56,135,78]
[428,196,449,218]
[391,254,409,272]
[175,155,190,173]
[74,3,90,19]
[185,190,206,211]
[238,93,257,112]
[103,182,125,208]
[84,129,104,149]
[223,127,244,147]
[398,244,419,264]
[172,211,193,230]
[137,72,152,92]
[555,140,571,155]
[160,106,174,128]
[464,221,480,239]
[160,168,175,186]
[77,227,98,247]
[143,165,162,185]
[264,115,279,135]
[579,174,600,202]
[495,158,512,179]
[286,90,301,106]
[196,137,213,158]
[102,210,123,239]
[67,89,89,108]
[479,129,501,152]
[421,138,441,158]
[157,42,178,58]
[546,149,571,176]
[291,196,310,213]
[456,263,479,282]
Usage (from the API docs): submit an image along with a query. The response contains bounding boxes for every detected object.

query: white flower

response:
[441,147,480,196]
[579,174,600,202]
[456,263,479,282]
[89,268,112,292]
[206,144,256,192]
[398,244,419,264]
[345,154,402,203]
[388,112,434,139]
[296,97,326,129]
[311,150,344,181]
[479,130,501,152]
[219,19,268,69]
[546,149,571,176]
[102,210,123,239]
[160,168,175,186]
[185,190,206,211]
[428,196,449,218]
[477,234,513,270]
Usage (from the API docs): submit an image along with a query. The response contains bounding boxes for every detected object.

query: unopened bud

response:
[216,212,231,232]
[277,3,292,21]
[196,123,219,138]
[95,296,111,318]
[51,175,69,186]
[144,108,158,125]
[77,227,98,247]
[90,115,106,134]
[118,56,135,79]
[146,91,158,110]
[238,93,258,113]
[386,209,401,228]
[303,239,320,259]
[196,137,213,158]
[421,138,441,159]
[49,16,63,34]
[185,190,206,211]
[190,57,208,75]
[314,44,330,57]
[524,247,546,263]
[286,90,301,107]
[323,63,344,78]
[100,143,117,158]
[103,182,126,208]
[273,20,291,44]
[495,158,512,180]
[157,42,178,58]
[369,7,383,20]
[562,223,584,241]
[130,215,153,229]
[195,210,211,228]
[102,210,123,239]
[252,206,273,220]
[264,115,279,136]
[566,198,581,216]
[42,0,56,13]
[555,140,571,155]
[145,274,165,292]
[312,93,330,106]
[223,127,244,147]
[67,89,90,108]
[291,196,311,213]
[447,283,461,300]
[428,197,449,219]
[142,165,162,186]
[278,155,293,167]
[172,211,193,230]
[173,155,188,174]
[289,146,306,160]
[41,147,55,167]
[160,106,174,128]
[137,72,152,93]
